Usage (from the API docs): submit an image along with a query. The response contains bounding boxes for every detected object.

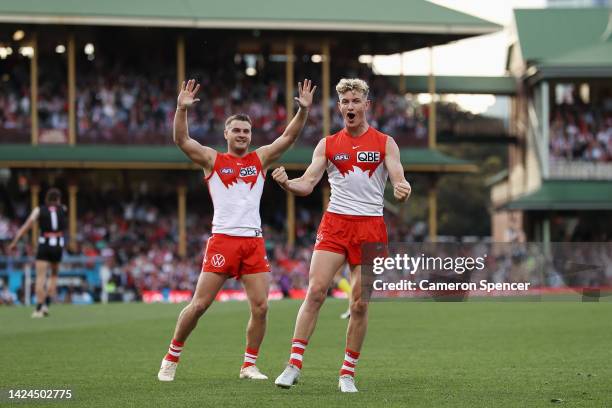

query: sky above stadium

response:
[372,0,547,115]
[373,0,547,76]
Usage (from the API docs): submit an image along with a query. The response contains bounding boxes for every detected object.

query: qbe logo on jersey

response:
[357,151,380,163]
[239,166,258,177]
[211,254,226,267]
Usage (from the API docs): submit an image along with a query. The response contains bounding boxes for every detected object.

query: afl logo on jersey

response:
[220,167,234,175]
[357,151,380,163]
[239,166,258,177]
[211,254,226,267]
[334,153,350,161]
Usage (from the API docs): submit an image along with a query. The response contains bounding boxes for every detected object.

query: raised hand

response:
[294,79,317,110]
[394,181,411,202]
[272,166,289,188]
[177,79,201,110]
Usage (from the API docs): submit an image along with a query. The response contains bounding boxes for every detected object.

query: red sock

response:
[242,347,259,368]
[339,348,360,377]
[164,339,184,363]
[289,338,308,369]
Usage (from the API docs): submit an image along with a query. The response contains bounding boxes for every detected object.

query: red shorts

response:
[314,211,388,265]
[202,234,270,279]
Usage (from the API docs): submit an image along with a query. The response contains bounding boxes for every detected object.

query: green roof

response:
[540,40,612,68]
[505,180,612,211]
[0,0,500,34]
[514,8,610,64]
[384,75,516,95]
[0,144,475,172]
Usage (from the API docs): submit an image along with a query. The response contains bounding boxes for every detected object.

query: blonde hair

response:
[335,78,369,99]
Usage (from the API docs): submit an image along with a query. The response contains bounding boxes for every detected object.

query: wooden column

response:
[428,177,438,242]
[177,185,187,257]
[428,47,436,149]
[177,35,186,91]
[30,184,40,248]
[67,34,76,145]
[285,38,295,124]
[399,53,406,94]
[286,190,295,247]
[68,184,78,251]
[322,39,331,137]
[30,34,38,145]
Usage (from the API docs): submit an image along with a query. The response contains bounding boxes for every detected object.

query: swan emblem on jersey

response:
[217,165,260,189]
[331,150,383,178]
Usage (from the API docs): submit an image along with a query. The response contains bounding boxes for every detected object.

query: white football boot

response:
[340,309,351,320]
[274,364,301,388]
[31,310,44,318]
[157,359,178,382]
[239,365,268,380]
[338,374,358,393]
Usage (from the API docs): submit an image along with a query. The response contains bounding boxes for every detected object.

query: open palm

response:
[177,79,201,109]
[294,79,317,109]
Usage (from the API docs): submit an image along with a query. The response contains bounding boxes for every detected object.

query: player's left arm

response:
[7,207,40,251]
[384,136,411,202]
[257,79,317,169]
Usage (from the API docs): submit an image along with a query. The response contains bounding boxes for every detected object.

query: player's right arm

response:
[7,207,40,251]
[174,79,216,172]
[271,138,326,196]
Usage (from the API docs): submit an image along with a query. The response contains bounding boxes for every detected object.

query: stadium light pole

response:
[30,34,38,146]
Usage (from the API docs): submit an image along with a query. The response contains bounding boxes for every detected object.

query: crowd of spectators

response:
[2,54,437,147]
[550,101,612,162]
[0,191,422,302]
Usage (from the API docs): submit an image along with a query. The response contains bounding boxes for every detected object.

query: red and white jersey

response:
[205,151,265,237]
[325,127,389,216]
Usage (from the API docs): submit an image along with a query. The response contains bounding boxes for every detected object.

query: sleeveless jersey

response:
[325,127,389,216]
[38,204,67,247]
[205,151,265,237]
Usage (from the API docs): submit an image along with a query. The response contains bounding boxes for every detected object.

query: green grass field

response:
[1,298,611,407]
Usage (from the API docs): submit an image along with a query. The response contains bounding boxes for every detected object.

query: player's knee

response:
[250,301,268,320]
[305,286,327,309]
[350,299,368,317]
[191,298,212,316]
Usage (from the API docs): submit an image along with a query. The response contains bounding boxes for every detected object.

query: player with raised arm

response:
[272,78,411,392]
[8,188,67,318]
[157,78,316,382]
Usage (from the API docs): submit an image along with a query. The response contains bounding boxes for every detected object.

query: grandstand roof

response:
[0,144,476,173]
[504,180,612,211]
[513,8,612,78]
[0,0,500,36]
[384,75,517,95]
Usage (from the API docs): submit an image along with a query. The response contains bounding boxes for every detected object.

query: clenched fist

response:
[272,166,289,188]
[394,181,411,202]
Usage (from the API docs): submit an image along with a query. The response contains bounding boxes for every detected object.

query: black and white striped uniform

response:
[35,205,67,263]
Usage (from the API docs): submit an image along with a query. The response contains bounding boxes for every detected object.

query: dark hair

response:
[224,113,252,128]
[45,188,61,205]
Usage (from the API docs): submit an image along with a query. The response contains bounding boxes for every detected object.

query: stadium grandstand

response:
[490,7,612,243]
[1,1,610,306]
[0,0,508,304]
